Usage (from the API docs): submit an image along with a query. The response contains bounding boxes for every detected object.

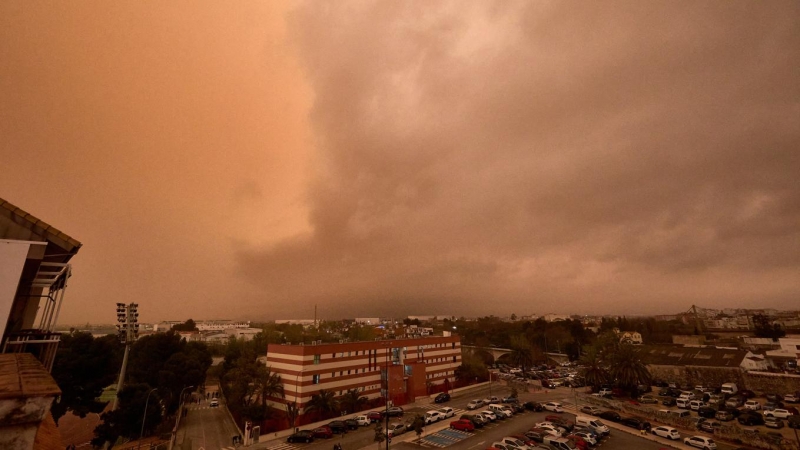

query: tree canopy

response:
[51,332,123,423]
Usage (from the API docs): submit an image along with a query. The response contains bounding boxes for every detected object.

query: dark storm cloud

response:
[236,1,800,318]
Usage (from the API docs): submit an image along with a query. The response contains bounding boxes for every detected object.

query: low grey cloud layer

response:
[236,1,800,318]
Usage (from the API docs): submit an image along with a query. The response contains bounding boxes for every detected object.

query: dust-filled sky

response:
[2,1,798,324]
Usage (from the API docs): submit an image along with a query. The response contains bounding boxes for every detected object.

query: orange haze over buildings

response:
[1,1,798,324]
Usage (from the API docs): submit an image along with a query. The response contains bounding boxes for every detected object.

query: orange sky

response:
[2,1,798,324]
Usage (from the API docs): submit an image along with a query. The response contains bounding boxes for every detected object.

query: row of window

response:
[312,342,458,364]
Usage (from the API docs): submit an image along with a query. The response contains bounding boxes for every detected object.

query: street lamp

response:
[139,388,158,449]
[168,385,194,450]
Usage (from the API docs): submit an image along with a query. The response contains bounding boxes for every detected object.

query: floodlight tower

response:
[112,302,140,411]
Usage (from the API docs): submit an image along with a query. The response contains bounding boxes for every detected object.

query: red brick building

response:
[266,334,461,420]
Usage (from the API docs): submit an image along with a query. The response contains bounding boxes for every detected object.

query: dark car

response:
[460,414,485,428]
[503,396,520,404]
[327,421,348,434]
[525,428,547,443]
[546,415,575,432]
[620,417,651,431]
[435,393,451,403]
[524,401,544,412]
[312,426,333,439]
[287,430,315,443]
[662,397,677,406]
[599,411,621,422]
[738,412,765,426]
[738,390,756,398]
[697,406,717,418]
[344,419,359,430]
[766,393,782,402]
[367,411,384,422]
[386,406,404,417]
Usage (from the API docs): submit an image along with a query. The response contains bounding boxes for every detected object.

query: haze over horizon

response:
[2,1,798,325]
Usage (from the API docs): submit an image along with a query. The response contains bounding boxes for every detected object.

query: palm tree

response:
[609,343,651,395]
[579,346,608,392]
[508,334,534,372]
[339,389,367,415]
[256,366,284,411]
[306,389,339,419]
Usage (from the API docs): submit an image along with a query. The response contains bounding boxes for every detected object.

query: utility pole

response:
[112,302,139,411]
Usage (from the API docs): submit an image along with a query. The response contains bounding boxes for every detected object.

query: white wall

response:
[0,240,38,339]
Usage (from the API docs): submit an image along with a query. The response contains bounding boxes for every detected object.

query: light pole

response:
[138,388,157,449]
[168,385,194,450]
[385,343,390,450]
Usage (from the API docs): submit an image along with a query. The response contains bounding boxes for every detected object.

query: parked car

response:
[715,410,734,421]
[579,405,602,416]
[435,392,451,403]
[651,426,681,440]
[327,421,348,434]
[684,435,717,449]
[467,399,485,410]
[439,407,455,418]
[536,423,565,437]
[662,397,677,407]
[450,419,475,431]
[689,400,705,411]
[209,399,219,407]
[386,406,404,417]
[524,401,544,412]
[344,419,359,430]
[744,400,761,410]
[366,411,384,422]
[725,397,743,408]
[385,422,406,437]
[766,393,782,402]
[525,428,548,443]
[503,396,520,403]
[784,393,799,403]
[355,415,371,426]
[287,430,315,443]
[460,414,485,428]
[571,431,597,446]
[620,417,651,431]
[765,409,793,419]
[312,426,333,439]
[765,417,784,429]
[764,401,784,411]
[698,406,717,418]
[738,411,765,426]
[638,395,659,404]
[698,420,721,434]
[739,389,756,398]
[544,402,564,413]
[598,411,621,422]
[479,410,497,422]
[425,410,446,424]
[545,415,574,432]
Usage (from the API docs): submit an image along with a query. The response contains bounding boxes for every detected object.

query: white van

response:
[676,398,691,409]
[669,409,691,418]
[575,416,610,436]
[721,383,738,395]
[488,404,513,418]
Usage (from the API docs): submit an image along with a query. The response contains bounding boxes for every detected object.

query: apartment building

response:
[266,334,461,419]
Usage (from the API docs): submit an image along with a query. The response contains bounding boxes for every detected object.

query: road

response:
[175,396,241,450]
